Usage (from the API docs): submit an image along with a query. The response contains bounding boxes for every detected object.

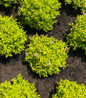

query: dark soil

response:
[0,0,86,98]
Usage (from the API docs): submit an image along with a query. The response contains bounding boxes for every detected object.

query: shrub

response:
[52,79,86,98]
[0,74,40,98]
[67,15,86,54]
[65,0,86,13]
[25,34,69,77]
[0,15,27,58]
[18,0,61,32]
[0,0,23,8]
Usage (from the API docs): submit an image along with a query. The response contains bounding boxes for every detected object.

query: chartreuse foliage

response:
[65,0,86,12]
[67,15,86,54]
[0,0,23,8]
[52,79,86,98]
[0,74,40,98]
[25,34,69,77]
[0,15,27,58]
[18,0,61,32]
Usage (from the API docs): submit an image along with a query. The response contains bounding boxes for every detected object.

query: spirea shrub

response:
[65,0,86,12]
[52,79,86,98]
[25,34,69,77]
[18,0,61,32]
[0,0,23,8]
[0,74,40,98]
[67,15,86,54]
[0,15,27,57]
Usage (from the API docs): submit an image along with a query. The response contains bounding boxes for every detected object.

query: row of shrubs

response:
[1,0,86,12]
[0,0,86,54]
[0,74,86,98]
[0,13,86,77]
[0,0,86,31]
[0,0,86,97]
[0,14,69,77]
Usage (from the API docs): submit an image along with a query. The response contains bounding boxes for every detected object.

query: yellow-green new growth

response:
[25,34,69,77]
[52,79,86,98]
[0,0,23,8]
[65,0,86,13]
[18,0,61,32]
[0,74,40,98]
[67,15,86,54]
[0,15,27,57]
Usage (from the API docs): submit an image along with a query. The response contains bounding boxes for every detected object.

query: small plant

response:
[0,74,40,98]
[65,0,86,13]
[52,79,86,98]
[0,0,23,8]
[67,15,86,54]
[18,0,61,32]
[0,15,27,57]
[25,34,69,77]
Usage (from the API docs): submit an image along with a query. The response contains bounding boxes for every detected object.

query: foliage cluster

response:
[25,34,69,77]
[0,74,40,98]
[65,0,86,12]
[52,79,86,98]
[0,15,27,57]
[0,0,23,8]
[67,15,86,54]
[18,0,61,32]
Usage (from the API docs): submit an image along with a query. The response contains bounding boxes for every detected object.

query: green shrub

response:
[52,79,86,98]
[25,34,69,77]
[18,0,61,32]
[0,74,40,98]
[67,15,86,54]
[0,15,27,58]
[0,0,23,8]
[65,0,86,12]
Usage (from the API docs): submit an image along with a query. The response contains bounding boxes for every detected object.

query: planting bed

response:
[0,0,86,98]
